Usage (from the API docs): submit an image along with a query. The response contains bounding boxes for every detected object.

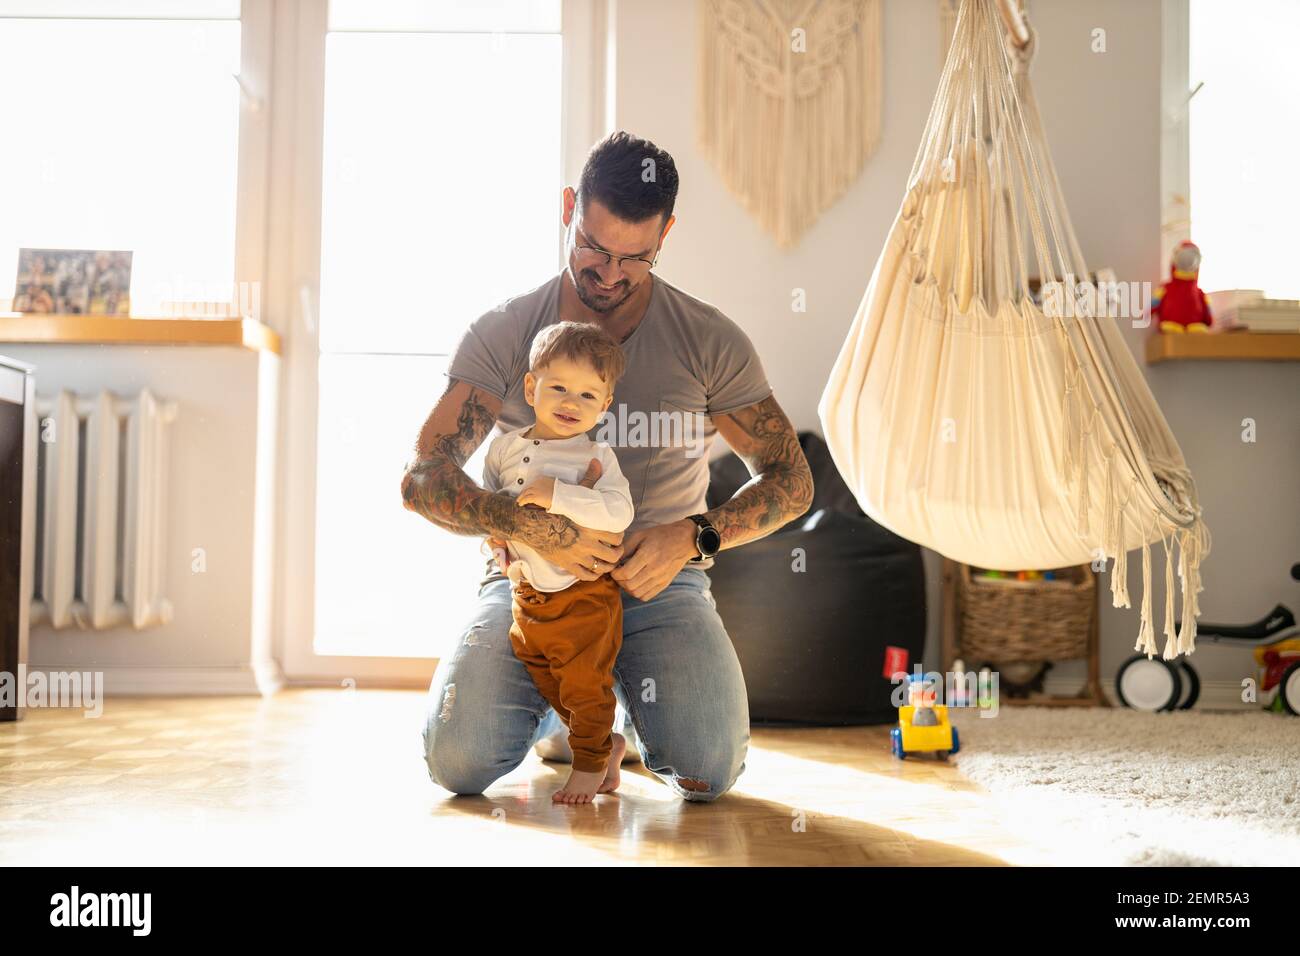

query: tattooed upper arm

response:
[400,379,503,527]
[415,378,501,467]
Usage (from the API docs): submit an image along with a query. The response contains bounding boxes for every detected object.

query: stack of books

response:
[1208,289,1300,333]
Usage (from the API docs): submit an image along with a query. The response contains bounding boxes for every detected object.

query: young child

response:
[481,321,634,804]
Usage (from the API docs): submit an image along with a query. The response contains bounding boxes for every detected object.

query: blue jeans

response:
[422,565,750,802]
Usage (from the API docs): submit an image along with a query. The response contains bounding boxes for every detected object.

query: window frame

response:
[271,0,606,683]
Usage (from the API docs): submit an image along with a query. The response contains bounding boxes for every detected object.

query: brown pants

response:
[509,574,624,773]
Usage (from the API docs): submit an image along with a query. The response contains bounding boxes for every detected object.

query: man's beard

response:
[571,266,633,313]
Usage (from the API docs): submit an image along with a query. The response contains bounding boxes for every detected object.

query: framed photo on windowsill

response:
[12,248,132,316]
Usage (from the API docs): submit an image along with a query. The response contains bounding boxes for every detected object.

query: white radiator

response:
[29,389,177,630]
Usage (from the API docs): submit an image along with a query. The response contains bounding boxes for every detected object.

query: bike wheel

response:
[1116,654,1182,712]
[1281,662,1300,716]
[1176,660,1201,710]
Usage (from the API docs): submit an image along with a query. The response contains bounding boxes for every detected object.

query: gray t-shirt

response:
[446,271,773,587]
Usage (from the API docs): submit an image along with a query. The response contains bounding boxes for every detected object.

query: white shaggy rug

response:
[947,705,1300,866]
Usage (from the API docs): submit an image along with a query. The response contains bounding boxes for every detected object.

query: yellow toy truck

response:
[891,674,961,759]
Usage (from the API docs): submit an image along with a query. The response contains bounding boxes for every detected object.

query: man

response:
[403,130,813,802]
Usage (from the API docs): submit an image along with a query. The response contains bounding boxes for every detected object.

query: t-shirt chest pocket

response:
[642,397,710,490]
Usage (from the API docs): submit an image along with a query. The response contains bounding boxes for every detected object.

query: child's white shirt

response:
[482,424,634,592]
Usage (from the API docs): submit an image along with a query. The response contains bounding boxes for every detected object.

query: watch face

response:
[698,526,722,557]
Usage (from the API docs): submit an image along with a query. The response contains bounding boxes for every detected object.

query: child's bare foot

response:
[598,733,625,794]
[553,767,604,804]
[553,734,625,804]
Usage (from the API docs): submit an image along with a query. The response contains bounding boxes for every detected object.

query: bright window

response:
[0,1,242,314]
[313,0,562,658]
[1188,0,1300,298]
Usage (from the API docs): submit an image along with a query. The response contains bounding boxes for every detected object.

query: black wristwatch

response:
[686,514,721,562]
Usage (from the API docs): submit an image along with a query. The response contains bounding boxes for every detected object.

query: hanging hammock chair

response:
[818,0,1210,660]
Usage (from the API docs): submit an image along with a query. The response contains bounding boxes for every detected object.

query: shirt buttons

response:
[517,478,524,484]
[533,440,540,445]
[523,456,529,463]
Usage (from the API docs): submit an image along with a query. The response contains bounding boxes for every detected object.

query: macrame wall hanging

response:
[697,0,883,249]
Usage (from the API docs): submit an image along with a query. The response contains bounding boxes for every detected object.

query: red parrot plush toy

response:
[1152,240,1213,333]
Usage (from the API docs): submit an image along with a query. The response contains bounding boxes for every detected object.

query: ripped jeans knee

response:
[670,773,723,803]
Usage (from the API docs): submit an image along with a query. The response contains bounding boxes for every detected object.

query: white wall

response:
[608,0,1299,688]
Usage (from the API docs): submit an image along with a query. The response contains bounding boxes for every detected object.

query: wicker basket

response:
[957,563,1094,663]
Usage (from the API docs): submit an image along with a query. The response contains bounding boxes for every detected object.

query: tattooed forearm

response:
[472,486,582,551]
[430,388,495,466]
[707,395,814,551]
[400,381,582,550]
[402,459,580,548]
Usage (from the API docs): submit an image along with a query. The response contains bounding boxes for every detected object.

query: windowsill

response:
[0,314,280,355]
[1145,330,1300,364]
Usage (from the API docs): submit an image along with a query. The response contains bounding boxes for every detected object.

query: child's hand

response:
[516,476,556,510]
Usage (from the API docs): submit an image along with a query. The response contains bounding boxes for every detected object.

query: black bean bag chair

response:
[705,431,926,725]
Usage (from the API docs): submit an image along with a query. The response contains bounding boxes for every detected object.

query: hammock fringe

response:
[1136,533,1157,656]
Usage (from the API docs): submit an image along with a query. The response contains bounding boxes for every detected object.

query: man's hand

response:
[487,457,622,580]
[516,476,556,510]
[610,519,698,601]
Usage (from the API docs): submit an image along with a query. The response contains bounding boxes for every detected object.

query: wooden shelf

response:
[1145,330,1300,364]
[0,315,280,356]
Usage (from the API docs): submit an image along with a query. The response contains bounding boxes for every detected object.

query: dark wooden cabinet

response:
[0,355,34,722]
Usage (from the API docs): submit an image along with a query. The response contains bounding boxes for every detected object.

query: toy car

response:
[1116,562,1300,715]
[891,674,961,759]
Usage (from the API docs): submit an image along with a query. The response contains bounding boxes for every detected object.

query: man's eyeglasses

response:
[569,223,659,279]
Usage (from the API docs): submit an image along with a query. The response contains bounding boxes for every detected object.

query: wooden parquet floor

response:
[0,689,1052,866]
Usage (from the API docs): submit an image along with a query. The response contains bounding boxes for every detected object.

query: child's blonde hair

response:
[529,320,627,388]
